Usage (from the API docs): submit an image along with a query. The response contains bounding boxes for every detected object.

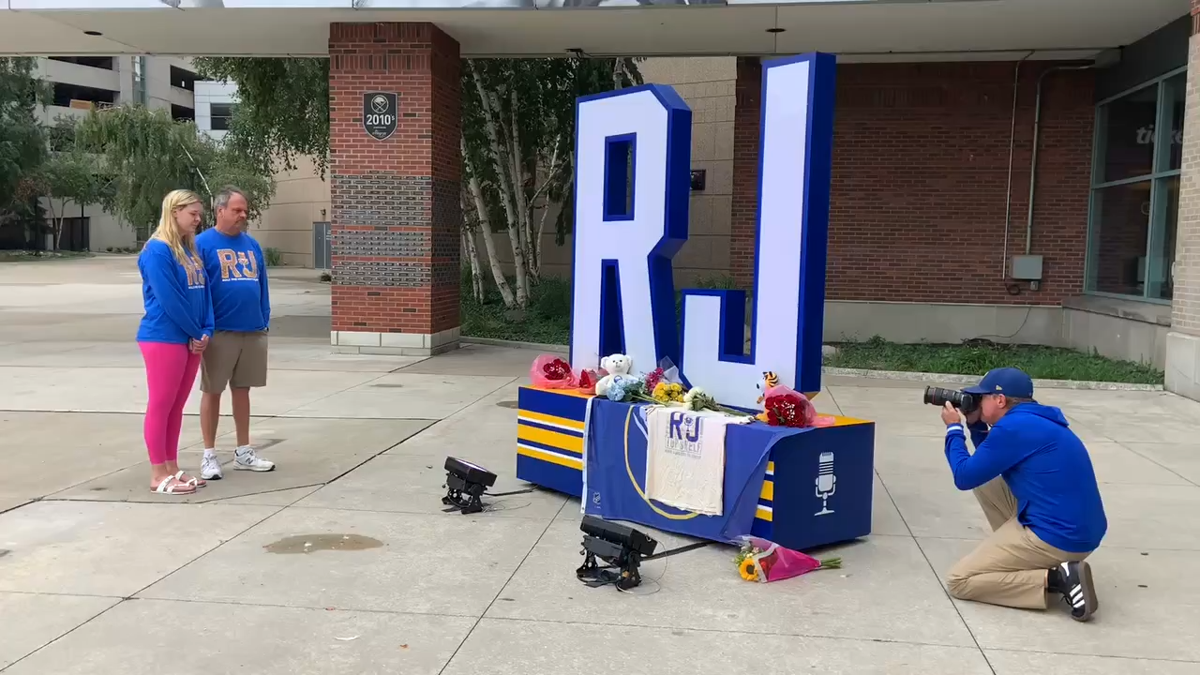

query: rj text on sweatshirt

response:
[195,227,271,332]
[136,239,214,344]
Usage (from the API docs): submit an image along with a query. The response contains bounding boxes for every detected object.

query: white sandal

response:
[174,470,206,489]
[152,476,196,495]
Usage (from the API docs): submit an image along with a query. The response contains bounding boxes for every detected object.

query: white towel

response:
[645,408,746,516]
[579,395,596,515]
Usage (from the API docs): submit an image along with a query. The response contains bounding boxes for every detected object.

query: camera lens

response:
[923,386,962,408]
[923,386,980,414]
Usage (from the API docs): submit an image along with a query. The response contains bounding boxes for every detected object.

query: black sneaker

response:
[1052,561,1098,622]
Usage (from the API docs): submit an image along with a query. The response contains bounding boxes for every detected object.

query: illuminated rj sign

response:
[569,53,836,409]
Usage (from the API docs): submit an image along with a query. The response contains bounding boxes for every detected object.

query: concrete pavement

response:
[0,256,1197,674]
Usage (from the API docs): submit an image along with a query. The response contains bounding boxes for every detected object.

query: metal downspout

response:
[1001,52,1032,278]
[1026,64,1094,257]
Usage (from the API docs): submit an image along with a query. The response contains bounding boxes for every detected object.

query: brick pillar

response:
[1167,4,1200,399]
[327,23,461,356]
[730,57,762,290]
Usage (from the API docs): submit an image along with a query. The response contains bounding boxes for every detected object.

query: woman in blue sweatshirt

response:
[137,189,214,495]
[941,367,1107,622]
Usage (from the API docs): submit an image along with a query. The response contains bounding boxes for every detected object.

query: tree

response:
[192,58,330,178]
[0,57,50,234]
[194,55,641,310]
[71,105,274,238]
[461,57,642,308]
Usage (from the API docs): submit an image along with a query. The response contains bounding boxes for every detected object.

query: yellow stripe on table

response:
[517,444,584,470]
[517,410,586,433]
[760,479,774,502]
[516,425,583,455]
[755,505,774,522]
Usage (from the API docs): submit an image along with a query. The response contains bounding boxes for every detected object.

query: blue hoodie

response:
[195,228,270,332]
[945,403,1107,553]
[136,239,214,344]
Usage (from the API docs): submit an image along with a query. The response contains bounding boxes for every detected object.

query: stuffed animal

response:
[755,371,780,422]
[594,353,632,396]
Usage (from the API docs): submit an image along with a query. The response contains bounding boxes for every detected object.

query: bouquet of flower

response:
[530,354,576,389]
[651,381,685,404]
[759,385,820,428]
[605,374,646,402]
[733,536,841,583]
[576,368,606,392]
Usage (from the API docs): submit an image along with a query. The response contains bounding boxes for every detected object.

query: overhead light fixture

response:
[766,28,785,34]
[84,30,103,36]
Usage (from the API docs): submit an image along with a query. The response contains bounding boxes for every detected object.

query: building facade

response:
[32,55,201,252]
[3,0,1195,397]
[239,25,1189,371]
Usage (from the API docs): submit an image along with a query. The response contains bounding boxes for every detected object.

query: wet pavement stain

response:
[495,400,519,409]
[263,534,384,555]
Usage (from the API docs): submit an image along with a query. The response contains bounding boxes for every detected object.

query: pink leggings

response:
[139,342,201,466]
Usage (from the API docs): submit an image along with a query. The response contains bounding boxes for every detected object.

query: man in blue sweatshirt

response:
[940,367,1107,622]
[195,187,277,480]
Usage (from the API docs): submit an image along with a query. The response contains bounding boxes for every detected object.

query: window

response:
[1086,70,1185,302]
[171,104,195,122]
[210,102,235,131]
[170,65,197,91]
[48,56,114,70]
[51,82,116,108]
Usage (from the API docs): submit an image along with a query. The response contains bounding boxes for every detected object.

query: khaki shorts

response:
[200,330,269,393]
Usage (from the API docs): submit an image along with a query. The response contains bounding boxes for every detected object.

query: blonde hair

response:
[148,189,203,267]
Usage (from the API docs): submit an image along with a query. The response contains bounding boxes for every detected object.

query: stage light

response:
[576,515,659,591]
[441,457,497,515]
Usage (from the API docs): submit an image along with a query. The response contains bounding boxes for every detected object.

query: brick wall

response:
[328,22,461,337]
[730,57,761,290]
[732,60,1096,306]
[1174,4,1200,336]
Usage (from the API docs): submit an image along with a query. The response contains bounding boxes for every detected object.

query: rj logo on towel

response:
[666,411,702,458]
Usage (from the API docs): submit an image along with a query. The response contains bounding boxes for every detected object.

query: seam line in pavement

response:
[0,599,119,674]
[0,502,287,673]
[475,614,983,650]
[980,646,1200,665]
[875,468,997,675]
[436,493,569,675]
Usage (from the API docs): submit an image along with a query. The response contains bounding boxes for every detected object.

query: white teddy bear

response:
[593,353,632,396]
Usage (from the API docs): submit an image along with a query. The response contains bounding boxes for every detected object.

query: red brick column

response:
[328,22,461,356]
[730,57,762,290]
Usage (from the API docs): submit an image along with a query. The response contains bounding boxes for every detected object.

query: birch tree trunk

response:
[459,190,485,303]
[507,90,538,283]
[470,64,529,307]
[462,137,517,309]
[525,136,564,281]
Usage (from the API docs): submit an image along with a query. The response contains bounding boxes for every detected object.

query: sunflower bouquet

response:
[733,537,842,584]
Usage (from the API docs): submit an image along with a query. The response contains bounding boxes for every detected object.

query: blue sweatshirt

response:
[195,228,271,332]
[945,403,1107,553]
[136,239,214,344]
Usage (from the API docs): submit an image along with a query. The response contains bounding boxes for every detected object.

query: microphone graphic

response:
[814,451,836,516]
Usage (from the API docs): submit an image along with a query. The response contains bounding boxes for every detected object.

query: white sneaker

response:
[234,446,276,472]
[200,452,223,481]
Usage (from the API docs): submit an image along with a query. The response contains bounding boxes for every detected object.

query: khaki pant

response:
[946,477,1091,609]
[200,330,268,393]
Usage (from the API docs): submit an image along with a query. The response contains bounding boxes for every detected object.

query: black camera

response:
[923,386,980,414]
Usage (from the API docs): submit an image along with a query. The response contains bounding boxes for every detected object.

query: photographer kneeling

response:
[935,367,1107,622]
